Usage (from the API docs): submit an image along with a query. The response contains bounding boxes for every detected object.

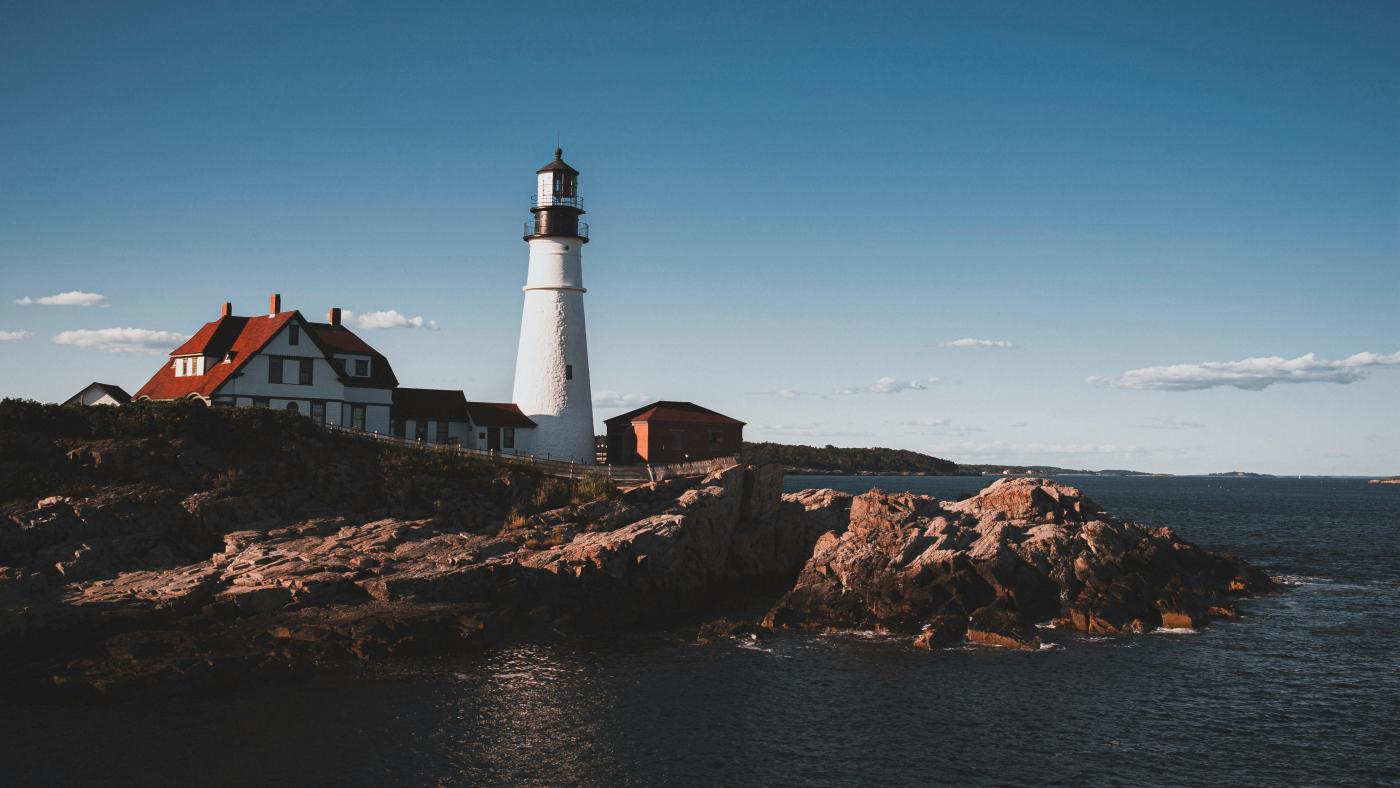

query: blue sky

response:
[2,1,1397,474]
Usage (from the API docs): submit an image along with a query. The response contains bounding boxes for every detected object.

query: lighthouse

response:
[511,148,596,463]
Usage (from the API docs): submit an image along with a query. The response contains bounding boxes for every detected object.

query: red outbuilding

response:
[603,401,744,466]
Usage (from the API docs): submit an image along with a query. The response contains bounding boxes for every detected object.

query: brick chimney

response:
[221,302,232,317]
[329,307,342,327]
[269,293,281,316]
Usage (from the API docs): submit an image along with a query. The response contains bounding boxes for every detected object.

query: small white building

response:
[64,382,131,407]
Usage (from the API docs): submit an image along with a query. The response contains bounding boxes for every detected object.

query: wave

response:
[1151,627,1198,635]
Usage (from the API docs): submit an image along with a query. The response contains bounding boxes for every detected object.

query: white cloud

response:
[1139,416,1206,431]
[51,327,187,354]
[1090,351,1400,391]
[940,338,1016,349]
[15,291,108,307]
[344,309,438,331]
[865,376,939,394]
[0,330,33,341]
[776,388,800,400]
[593,390,650,408]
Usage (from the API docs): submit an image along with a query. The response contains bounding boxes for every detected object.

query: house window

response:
[479,432,486,440]
[288,325,300,346]
[351,404,365,431]
[285,401,300,414]
[310,401,326,425]
[565,365,573,380]
[503,428,515,449]
[436,421,448,444]
[299,358,313,385]
[354,359,369,377]
[252,397,270,408]
[268,356,283,384]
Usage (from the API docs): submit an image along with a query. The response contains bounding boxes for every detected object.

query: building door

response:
[487,426,501,451]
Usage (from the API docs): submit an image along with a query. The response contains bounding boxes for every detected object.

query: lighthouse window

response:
[566,365,573,380]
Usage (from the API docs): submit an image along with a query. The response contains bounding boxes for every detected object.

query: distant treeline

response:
[742,442,961,475]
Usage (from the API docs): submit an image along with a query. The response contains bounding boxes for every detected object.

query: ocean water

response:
[5,476,1399,786]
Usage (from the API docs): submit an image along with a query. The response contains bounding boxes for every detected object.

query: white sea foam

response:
[1151,627,1198,635]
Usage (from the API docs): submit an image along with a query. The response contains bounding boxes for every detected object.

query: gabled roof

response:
[537,147,578,175]
[603,401,745,426]
[392,388,467,421]
[64,382,131,406]
[135,312,301,400]
[464,401,537,428]
[304,322,399,388]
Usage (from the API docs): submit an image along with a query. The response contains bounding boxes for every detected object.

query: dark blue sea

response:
[6,476,1399,786]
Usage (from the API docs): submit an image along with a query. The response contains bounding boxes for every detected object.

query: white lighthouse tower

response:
[511,148,596,463]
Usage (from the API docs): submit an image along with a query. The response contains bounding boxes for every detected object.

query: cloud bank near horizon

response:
[1090,351,1400,391]
[593,390,650,408]
[0,330,33,341]
[15,291,108,307]
[51,328,187,354]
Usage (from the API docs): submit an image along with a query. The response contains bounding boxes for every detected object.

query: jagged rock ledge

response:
[763,477,1276,650]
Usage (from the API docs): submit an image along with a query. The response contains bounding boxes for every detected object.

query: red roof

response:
[134,311,398,400]
[135,312,299,400]
[602,400,744,426]
[464,401,537,428]
[304,322,398,388]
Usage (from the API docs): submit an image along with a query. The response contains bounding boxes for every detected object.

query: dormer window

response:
[354,359,369,377]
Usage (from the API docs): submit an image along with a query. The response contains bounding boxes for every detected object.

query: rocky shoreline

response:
[0,405,1277,700]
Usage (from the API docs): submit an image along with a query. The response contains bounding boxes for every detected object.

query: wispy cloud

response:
[0,330,32,341]
[752,423,874,440]
[15,291,108,307]
[1139,416,1207,431]
[593,390,650,408]
[52,327,186,354]
[932,440,1146,458]
[344,309,439,331]
[1090,351,1400,391]
[901,416,982,436]
[841,376,940,395]
[939,338,1016,349]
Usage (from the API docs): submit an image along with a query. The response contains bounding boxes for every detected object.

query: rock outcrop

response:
[0,402,1280,697]
[763,477,1276,649]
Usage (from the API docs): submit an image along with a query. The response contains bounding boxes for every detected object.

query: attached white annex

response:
[512,148,596,463]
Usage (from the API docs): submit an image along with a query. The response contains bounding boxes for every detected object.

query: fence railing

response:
[318,423,738,484]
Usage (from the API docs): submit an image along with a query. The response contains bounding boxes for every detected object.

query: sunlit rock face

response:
[763,478,1276,650]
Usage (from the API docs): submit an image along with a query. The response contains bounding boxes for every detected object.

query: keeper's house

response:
[603,401,744,465]
[133,294,536,454]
